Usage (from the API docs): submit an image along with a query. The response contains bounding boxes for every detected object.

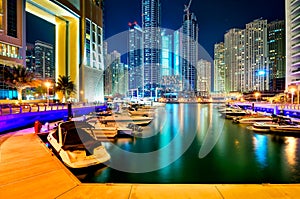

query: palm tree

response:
[3,65,41,101]
[55,75,76,102]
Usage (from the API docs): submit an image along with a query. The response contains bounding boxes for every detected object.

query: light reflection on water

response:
[78,104,300,183]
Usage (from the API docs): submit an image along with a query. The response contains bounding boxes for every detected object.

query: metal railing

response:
[0,102,102,116]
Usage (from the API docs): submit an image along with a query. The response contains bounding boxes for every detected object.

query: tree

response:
[3,65,41,101]
[55,75,76,102]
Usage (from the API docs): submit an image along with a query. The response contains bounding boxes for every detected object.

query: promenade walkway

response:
[1,127,300,198]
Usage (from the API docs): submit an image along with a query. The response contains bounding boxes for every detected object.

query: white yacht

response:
[47,121,111,168]
[233,116,273,124]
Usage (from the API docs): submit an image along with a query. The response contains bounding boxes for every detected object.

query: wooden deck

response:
[1,127,300,198]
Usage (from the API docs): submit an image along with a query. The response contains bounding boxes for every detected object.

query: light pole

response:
[45,82,51,106]
[254,92,260,102]
[291,88,296,104]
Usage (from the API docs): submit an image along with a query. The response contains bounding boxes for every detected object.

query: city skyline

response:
[104,0,285,58]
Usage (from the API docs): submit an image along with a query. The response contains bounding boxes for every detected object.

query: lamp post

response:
[254,92,260,102]
[291,88,296,104]
[45,82,51,106]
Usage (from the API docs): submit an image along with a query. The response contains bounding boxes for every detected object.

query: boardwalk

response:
[1,127,300,198]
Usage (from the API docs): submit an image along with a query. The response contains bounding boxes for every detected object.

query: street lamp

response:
[254,92,260,102]
[45,82,51,106]
[291,88,296,104]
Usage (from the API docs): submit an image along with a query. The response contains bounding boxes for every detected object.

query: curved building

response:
[286,0,300,92]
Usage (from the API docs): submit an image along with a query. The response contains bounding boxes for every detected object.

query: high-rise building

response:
[109,50,121,95]
[26,0,105,102]
[245,19,269,91]
[197,59,211,97]
[224,28,245,92]
[34,40,54,80]
[26,43,35,73]
[224,29,239,92]
[181,11,198,93]
[286,0,300,92]
[213,42,225,93]
[268,20,285,92]
[142,0,161,88]
[161,30,172,77]
[173,29,181,76]
[0,0,26,99]
[128,22,144,92]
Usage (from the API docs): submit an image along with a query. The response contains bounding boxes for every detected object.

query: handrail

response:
[0,102,104,116]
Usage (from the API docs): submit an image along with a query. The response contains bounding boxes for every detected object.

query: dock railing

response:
[0,102,102,116]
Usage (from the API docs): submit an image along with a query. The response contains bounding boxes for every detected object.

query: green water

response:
[78,103,300,184]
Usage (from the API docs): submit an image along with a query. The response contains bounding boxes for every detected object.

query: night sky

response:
[26,12,55,46]
[25,0,285,61]
[104,0,285,59]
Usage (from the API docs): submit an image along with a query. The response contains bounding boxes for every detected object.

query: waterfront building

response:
[286,0,300,94]
[116,62,128,97]
[224,28,245,92]
[0,0,26,99]
[128,22,144,92]
[268,20,285,92]
[213,42,225,93]
[245,19,269,91]
[105,50,128,97]
[34,40,54,80]
[224,28,241,92]
[26,43,35,73]
[197,59,211,97]
[108,50,121,96]
[173,29,181,76]
[161,30,172,77]
[142,0,161,88]
[26,0,105,103]
[181,11,198,94]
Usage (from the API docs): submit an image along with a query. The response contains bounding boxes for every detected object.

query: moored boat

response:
[47,121,111,168]
[233,115,273,124]
[269,124,300,135]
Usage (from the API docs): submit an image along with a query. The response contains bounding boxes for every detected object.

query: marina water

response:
[76,103,300,183]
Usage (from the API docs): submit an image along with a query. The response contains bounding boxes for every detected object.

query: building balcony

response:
[292,60,300,67]
[292,68,300,74]
[291,51,300,58]
[292,41,300,48]
[291,32,300,40]
[292,13,300,23]
[291,4,300,14]
[291,22,300,32]
[291,79,300,84]
[291,0,300,7]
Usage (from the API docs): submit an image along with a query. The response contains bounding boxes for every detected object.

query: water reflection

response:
[252,134,268,168]
[73,104,300,183]
[285,137,297,167]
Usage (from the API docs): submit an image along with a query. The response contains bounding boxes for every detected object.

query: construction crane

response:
[184,0,193,15]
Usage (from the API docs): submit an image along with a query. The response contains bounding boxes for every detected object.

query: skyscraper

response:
[268,20,285,92]
[142,0,161,89]
[286,0,300,92]
[173,29,181,76]
[128,22,144,92]
[245,19,269,91]
[34,40,54,80]
[224,28,245,92]
[161,30,172,77]
[181,11,198,93]
[214,42,225,93]
[197,59,211,97]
